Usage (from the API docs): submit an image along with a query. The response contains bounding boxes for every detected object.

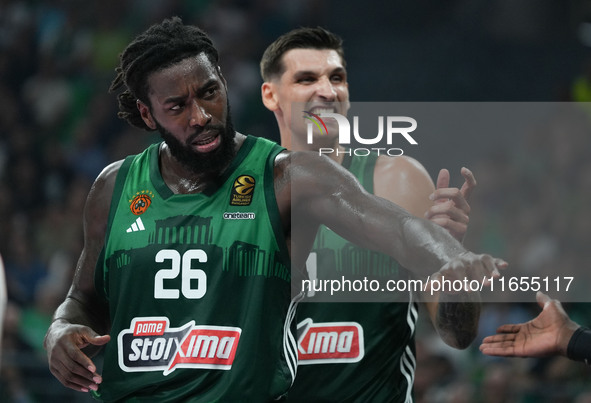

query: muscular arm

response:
[275,151,502,287]
[53,164,115,333]
[44,160,122,392]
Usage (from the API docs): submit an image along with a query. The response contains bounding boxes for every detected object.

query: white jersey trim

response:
[401,291,418,402]
[284,291,304,385]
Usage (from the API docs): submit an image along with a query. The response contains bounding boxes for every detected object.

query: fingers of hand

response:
[441,253,501,285]
[88,334,111,347]
[489,258,509,281]
[496,324,520,334]
[430,187,471,214]
[494,258,509,271]
[429,216,467,241]
[480,330,519,355]
[479,343,516,356]
[51,351,101,392]
[481,333,516,345]
[53,333,105,390]
[54,366,100,392]
[460,167,477,201]
[535,291,552,308]
[436,168,450,190]
[425,200,469,223]
[478,253,505,279]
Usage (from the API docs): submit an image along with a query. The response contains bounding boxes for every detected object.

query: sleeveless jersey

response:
[287,153,419,403]
[93,136,298,402]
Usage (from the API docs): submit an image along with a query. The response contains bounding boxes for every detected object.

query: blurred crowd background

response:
[2,0,591,401]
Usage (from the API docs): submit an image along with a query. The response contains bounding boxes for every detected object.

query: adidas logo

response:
[126,217,145,233]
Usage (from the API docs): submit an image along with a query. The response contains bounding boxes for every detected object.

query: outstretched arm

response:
[277,152,505,294]
[44,161,122,393]
[480,292,580,358]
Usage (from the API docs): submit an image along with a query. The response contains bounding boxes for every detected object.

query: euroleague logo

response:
[230,175,255,206]
[129,190,154,215]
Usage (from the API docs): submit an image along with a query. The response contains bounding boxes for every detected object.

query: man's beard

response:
[156,106,237,175]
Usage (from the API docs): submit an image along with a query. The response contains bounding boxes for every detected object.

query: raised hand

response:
[425,167,476,242]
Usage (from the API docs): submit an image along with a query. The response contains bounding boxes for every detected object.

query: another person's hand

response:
[425,167,476,242]
[480,291,579,357]
[44,319,110,392]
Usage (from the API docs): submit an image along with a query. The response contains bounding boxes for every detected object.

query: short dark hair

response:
[109,17,219,130]
[260,27,345,82]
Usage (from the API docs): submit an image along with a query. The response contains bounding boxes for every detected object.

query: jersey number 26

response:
[154,249,207,299]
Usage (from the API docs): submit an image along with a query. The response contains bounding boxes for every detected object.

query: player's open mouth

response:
[193,133,221,153]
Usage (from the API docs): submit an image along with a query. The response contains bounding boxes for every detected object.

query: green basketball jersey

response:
[93,136,298,402]
[288,153,418,403]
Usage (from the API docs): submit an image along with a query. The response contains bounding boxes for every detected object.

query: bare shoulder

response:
[84,160,124,237]
[373,155,435,215]
[273,149,292,176]
[374,154,431,182]
[86,160,124,204]
[94,160,124,189]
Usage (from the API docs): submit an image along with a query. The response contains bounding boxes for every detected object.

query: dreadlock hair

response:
[109,16,219,130]
[260,27,345,82]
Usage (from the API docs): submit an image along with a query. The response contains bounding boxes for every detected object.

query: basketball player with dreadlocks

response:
[43,17,505,401]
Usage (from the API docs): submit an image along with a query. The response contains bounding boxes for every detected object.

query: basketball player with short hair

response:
[261,27,484,402]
